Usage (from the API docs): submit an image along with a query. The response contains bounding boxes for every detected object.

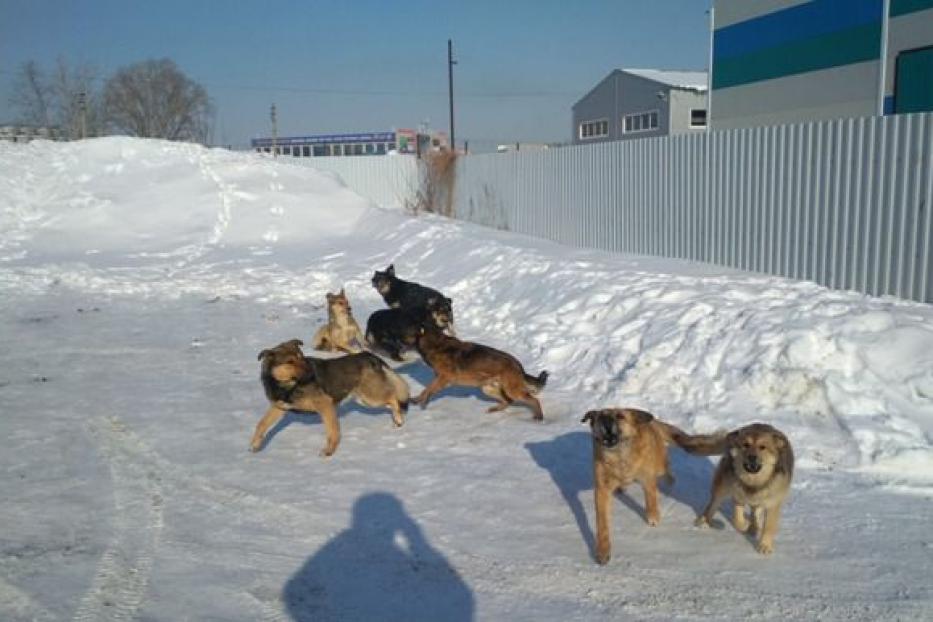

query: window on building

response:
[332,145,342,156]
[365,143,376,155]
[376,143,386,155]
[388,142,396,152]
[690,109,707,128]
[292,147,301,156]
[353,144,364,155]
[579,119,609,139]
[282,146,291,155]
[313,145,326,156]
[623,110,659,134]
[302,146,311,156]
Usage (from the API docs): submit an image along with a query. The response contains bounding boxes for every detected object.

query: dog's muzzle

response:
[743,457,762,473]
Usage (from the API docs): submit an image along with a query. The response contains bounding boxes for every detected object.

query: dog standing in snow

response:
[675,423,794,555]
[582,408,687,564]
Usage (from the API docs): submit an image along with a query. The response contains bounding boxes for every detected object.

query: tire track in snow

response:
[73,418,165,622]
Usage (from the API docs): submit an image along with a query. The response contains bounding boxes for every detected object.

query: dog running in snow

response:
[674,423,794,555]
[582,408,688,564]
[249,339,410,457]
[413,324,547,420]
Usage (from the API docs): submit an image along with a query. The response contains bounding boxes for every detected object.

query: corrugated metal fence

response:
[454,113,933,303]
[296,155,419,210]
[296,113,933,304]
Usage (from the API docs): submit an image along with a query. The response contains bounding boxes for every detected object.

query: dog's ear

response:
[581,411,597,425]
[386,264,395,276]
[326,292,335,302]
[726,429,742,447]
[257,349,272,361]
[630,409,654,425]
[285,339,304,349]
[445,296,452,307]
[339,287,345,296]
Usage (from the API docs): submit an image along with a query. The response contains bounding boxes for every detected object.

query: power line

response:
[0,68,577,99]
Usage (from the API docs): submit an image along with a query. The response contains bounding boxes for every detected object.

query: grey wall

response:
[571,71,618,145]
[711,62,880,130]
[669,89,709,135]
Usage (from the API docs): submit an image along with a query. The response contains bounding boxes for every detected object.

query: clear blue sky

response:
[0,0,712,150]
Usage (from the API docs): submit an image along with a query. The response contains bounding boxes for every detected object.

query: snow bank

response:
[2,137,932,489]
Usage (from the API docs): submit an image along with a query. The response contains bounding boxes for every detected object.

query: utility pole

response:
[270,103,278,157]
[77,91,87,139]
[447,39,457,152]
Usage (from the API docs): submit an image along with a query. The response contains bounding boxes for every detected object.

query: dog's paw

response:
[248,441,262,453]
[646,514,660,527]
[319,447,336,458]
[757,540,774,555]
[595,550,611,565]
[734,520,750,533]
[694,515,710,528]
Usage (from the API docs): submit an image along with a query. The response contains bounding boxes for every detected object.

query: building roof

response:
[623,69,709,92]
[573,68,709,109]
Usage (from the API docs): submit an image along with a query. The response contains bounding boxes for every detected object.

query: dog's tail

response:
[371,356,410,410]
[386,367,410,411]
[524,370,549,394]
[669,430,729,456]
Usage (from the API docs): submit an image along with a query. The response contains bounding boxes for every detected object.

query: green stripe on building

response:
[890,0,933,17]
[713,23,882,89]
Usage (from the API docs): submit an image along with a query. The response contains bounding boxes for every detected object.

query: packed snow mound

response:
[1,137,932,490]
[0,137,370,265]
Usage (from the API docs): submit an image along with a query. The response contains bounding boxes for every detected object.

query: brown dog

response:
[582,408,686,564]
[414,326,547,420]
[311,289,366,353]
[676,423,794,555]
[249,339,410,457]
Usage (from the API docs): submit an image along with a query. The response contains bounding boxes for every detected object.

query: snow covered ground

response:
[1,138,931,621]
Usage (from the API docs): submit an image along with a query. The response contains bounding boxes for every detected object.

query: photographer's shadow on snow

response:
[283,492,474,622]
[525,431,715,562]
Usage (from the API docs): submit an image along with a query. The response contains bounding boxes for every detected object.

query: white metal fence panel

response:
[296,155,419,209]
[453,113,933,303]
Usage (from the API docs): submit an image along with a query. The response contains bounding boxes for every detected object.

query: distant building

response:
[0,124,63,143]
[250,128,448,157]
[572,69,708,145]
[710,0,933,130]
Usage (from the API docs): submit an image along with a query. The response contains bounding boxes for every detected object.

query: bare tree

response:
[8,58,104,139]
[103,59,213,143]
[9,61,52,126]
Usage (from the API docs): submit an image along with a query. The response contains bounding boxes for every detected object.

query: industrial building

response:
[250,128,447,157]
[710,0,933,129]
[571,69,708,145]
[0,124,62,143]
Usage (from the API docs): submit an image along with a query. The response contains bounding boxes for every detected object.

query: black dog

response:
[365,303,453,361]
[371,264,453,319]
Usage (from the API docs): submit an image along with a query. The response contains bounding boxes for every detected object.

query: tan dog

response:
[582,408,686,564]
[311,289,365,353]
[249,339,409,457]
[675,423,794,555]
[414,326,547,420]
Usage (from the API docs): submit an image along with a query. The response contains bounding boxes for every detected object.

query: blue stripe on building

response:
[714,0,883,61]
